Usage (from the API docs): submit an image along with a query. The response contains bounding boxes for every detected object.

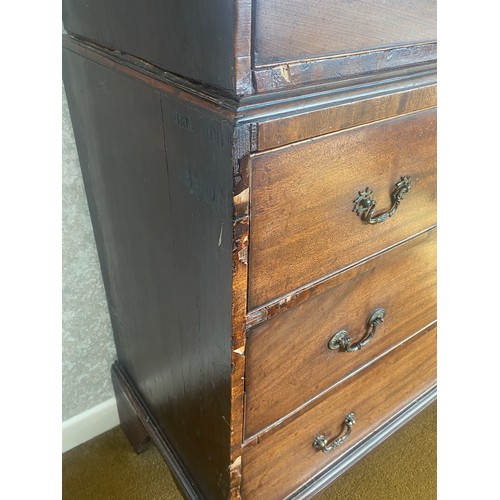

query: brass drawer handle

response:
[353,176,413,224]
[328,307,385,352]
[313,412,356,453]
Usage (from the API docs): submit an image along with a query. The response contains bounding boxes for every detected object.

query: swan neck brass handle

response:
[328,307,385,352]
[313,412,356,453]
[353,176,413,224]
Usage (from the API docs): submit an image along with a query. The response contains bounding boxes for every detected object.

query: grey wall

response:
[62,83,117,421]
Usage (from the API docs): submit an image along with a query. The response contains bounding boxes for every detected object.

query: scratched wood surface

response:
[245,228,436,437]
[241,325,437,499]
[253,43,437,92]
[248,108,437,309]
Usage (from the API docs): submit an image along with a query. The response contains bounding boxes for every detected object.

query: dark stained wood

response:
[111,366,151,453]
[62,35,237,119]
[248,108,437,309]
[160,91,236,498]
[254,43,436,92]
[245,228,436,437]
[254,0,436,66]
[111,362,203,499]
[63,42,235,498]
[256,83,436,150]
[62,0,249,96]
[241,325,437,499]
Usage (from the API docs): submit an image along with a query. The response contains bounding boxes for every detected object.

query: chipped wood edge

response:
[254,42,437,93]
[246,226,437,329]
[229,125,252,499]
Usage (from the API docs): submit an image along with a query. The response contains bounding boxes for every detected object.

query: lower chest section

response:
[239,98,437,498]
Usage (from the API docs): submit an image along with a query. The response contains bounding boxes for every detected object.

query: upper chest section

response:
[63,0,436,97]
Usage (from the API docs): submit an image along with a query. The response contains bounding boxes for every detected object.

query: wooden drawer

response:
[241,325,437,499]
[245,228,436,437]
[254,0,436,66]
[248,108,436,309]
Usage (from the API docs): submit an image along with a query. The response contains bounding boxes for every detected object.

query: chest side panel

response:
[63,45,235,498]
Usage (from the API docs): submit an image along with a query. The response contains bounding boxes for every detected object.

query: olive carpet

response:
[62,402,436,499]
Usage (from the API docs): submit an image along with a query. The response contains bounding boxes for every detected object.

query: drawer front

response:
[241,325,437,499]
[254,0,436,67]
[245,229,436,438]
[248,108,436,309]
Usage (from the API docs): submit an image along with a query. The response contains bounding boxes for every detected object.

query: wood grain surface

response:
[241,325,437,499]
[245,228,436,437]
[254,0,436,66]
[256,84,436,150]
[248,108,437,309]
[63,45,235,498]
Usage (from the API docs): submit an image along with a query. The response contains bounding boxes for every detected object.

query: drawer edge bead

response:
[287,385,437,500]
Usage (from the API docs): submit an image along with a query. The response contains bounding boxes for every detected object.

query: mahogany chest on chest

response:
[62,1,437,497]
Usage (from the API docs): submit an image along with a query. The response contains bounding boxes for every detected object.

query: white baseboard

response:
[62,397,119,453]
